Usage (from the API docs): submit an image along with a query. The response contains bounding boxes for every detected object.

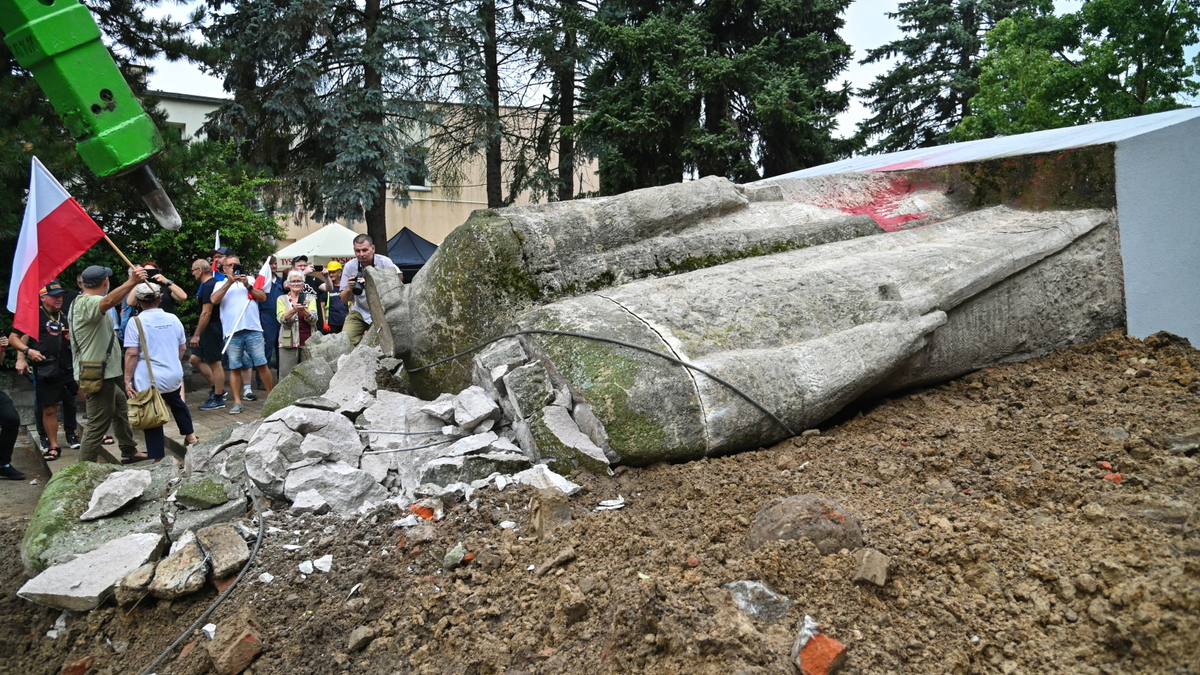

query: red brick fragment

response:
[1097,461,1113,471]
[686,557,700,567]
[207,619,264,675]
[213,575,237,594]
[410,504,436,520]
[179,640,198,660]
[59,656,94,675]
[1103,473,1123,483]
[797,633,848,675]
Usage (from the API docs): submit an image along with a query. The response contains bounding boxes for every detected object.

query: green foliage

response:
[856,0,1032,153]
[954,0,1200,140]
[578,0,855,194]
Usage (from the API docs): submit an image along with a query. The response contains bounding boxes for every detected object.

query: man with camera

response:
[210,255,273,415]
[339,234,398,346]
[9,281,80,460]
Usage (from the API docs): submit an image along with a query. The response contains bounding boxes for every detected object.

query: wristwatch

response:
[161,279,173,287]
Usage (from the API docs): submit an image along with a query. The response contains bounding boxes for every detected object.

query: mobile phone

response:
[232,264,244,275]
[313,264,324,272]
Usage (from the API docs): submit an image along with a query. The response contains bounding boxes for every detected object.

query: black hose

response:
[406,329,796,437]
[137,497,268,675]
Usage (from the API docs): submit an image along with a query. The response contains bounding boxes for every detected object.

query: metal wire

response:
[406,329,796,437]
[359,437,457,455]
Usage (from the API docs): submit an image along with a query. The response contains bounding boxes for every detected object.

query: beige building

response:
[149,90,599,247]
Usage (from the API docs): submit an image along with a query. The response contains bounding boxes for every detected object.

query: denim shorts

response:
[225,329,267,370]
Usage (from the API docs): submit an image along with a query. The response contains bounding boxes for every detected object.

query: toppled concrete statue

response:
[367,160,1124,465]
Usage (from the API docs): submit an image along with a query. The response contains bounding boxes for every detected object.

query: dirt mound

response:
[2,330,1198,675]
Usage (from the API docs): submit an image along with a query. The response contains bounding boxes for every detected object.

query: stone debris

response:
[512,464,582,496]
[79,470,153,521]
[790,615,849,675]
[749,495,864,555]
[298,560,314,575]
[533,405,612,476]
[852,548,890,586]
[348,625,376,652]
[284,462,389,516]
[18,532,163,611]
[596,495,626,511]
[453,386,501,430]
[198,523,251,579]
[420,394,457,422]
[203,623,218,640]
[723,580,794,624]
[443,542,467,572]
[530,487,574,540]
[289,489,330,515]
[206,615,263,675]
[258,573,274,584]
[115,561,157,606]
[314,554,334,573]
[534,547,577,577]
[150,540,209,599]
[325,345,382,415]
[174,476,231,510]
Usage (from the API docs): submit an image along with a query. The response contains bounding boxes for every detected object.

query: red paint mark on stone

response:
[806,175,933,231]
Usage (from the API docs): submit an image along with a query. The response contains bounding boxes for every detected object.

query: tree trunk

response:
[700,92,729,177]
[364,0,389,256]
[556,0,577,202]
[483,0,503,208]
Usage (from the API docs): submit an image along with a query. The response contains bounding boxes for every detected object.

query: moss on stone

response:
[175,477,230,510]
[658,240,806,276]
[21,462,116,576]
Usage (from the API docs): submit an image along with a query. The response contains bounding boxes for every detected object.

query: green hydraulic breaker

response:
[1,0,182,229]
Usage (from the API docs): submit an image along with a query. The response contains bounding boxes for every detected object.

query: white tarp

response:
[275,223,358,265]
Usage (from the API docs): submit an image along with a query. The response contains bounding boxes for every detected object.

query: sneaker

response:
[0,464,25,481]
[229,403,244,415]
[67,434,81,449]
[199,394,226,411]
[242,388,257,401]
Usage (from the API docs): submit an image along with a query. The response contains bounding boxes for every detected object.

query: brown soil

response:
[2,330,1198,675]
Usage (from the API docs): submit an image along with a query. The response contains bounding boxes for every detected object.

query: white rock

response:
[512,464,582,496]
[169,530,197,556]
[420,395,457,423]
[499,521,516,529]
[298,560,314,574]
[18,533,163,611]
[359,453,392,483]
[289,489,330,515]
[266,406,365,467]
[325,345,382,415]
[259,573,275,583]
[79,470,153,521]
[441,432,500,457]
[284,461,389,516]
[299,434,339,461]
[488,437,523,454]
[453,386,501,429]
[202,623,217,640]
[540,405,611,472]
[314,554,333,573]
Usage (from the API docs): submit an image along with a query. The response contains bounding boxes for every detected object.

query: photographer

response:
[9,281,80,460]
[318,261,348,333]
[276,270,318,379]
[289,255,327,334]
[338,234,398,346]
[210,256,273,415]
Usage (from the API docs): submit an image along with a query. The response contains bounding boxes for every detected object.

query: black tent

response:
[385,227,438,283]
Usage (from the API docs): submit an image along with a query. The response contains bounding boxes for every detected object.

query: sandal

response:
[121,453,150,464]
[43,447,61,461]
[102,435,115,445]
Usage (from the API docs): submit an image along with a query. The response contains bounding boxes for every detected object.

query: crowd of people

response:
[0,233,397,479]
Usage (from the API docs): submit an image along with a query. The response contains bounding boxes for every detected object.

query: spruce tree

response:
[856,0,1028,153]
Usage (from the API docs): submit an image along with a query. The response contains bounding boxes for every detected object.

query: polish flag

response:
[6,158,105,336]
[252,258,273,291]
[212,230,221,273]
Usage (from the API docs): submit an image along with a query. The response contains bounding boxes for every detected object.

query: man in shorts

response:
[189,258,227,410]
[210,255,273,414]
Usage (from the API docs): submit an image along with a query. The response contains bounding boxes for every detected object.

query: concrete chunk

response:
[284,461,389,516]
[150,540,209,599]
[289,489,330,515]
[197,523,251,579]
[79,470,153,521]
[18,532,163,611]
[453,386,501,429]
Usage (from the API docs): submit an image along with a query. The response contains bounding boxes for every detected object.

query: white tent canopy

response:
[274,223,357,266]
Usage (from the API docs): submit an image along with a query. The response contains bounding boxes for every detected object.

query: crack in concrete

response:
[593,293,712,453]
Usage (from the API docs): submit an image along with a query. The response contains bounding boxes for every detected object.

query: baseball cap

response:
[134,282,161,301]
[81,266,113,284]
[214,246,232,256]
[326,260,343,272]
[293,255,309,263]
[40,280,66,296]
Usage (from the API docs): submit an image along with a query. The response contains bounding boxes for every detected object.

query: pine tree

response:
[856,0,1029,153]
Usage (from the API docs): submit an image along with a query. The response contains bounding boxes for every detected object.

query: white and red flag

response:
[252,258,273,291]
[6,158,105,336]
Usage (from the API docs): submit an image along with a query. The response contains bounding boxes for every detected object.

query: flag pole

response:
[101,234,137,271]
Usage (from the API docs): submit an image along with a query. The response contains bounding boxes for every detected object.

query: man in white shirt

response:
[210,255,274,414]
[123,282,196,462]
[339,234,399,346]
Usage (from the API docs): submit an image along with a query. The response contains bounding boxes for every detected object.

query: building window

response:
[404,147,430,190]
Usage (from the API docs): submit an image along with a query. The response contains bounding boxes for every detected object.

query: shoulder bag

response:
[69,301,115,394]
[127,316,172,430]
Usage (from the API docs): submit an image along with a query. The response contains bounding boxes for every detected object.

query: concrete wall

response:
[1115,117,1200,342]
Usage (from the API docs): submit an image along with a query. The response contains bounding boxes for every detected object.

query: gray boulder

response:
[79,469,153,521]
[748,495,863,555]
[283,461,389,516]
[261,356,335,418]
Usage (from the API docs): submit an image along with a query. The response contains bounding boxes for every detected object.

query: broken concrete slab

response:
[150,540,209,599]
[175,476,231,510]
[169,495,249,541]
[511,464,582,495]
[325,344,382,416]
[453,386,501,430]
[749,495,863,555]
[529,405,611,475]
[283,461,390,516]
[22,462,174,577]
[197,523,250,579]
[18,532,163,611]
[289,489,330,515]
[79,469,153,521]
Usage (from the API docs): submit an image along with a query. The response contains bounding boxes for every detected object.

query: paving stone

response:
[79,470,153,521]
[197,523,251,579]
[17,532,163,611]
